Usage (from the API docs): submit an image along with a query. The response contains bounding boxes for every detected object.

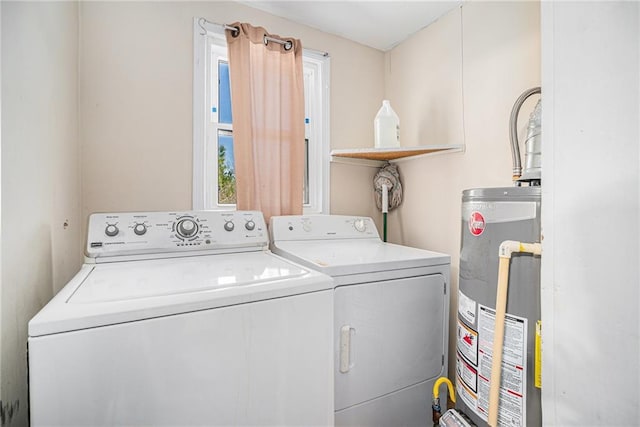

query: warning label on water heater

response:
[456,304,528,427]
[457,320,478,365]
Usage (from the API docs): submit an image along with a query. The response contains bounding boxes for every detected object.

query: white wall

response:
[79,1,385,221]
[1,2,81,424]
[541,2,640,425]
[384,1,541,372]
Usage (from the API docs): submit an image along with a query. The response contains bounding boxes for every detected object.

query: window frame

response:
[192,18,330,214]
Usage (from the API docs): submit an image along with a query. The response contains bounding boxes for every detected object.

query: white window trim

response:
[192,18,330,214]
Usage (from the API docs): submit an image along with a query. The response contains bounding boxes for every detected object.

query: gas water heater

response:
[451,87,542,427]
[456,187,541,427]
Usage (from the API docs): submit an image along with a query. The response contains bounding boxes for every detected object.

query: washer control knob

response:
[134,223,147,236]
[245,220,256,231]
[105,224,119,237]
[224,221,235,232]
[354,218,367,232]
[177,218,198,238]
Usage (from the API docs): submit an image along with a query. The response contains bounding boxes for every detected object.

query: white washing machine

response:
[270,215,451,427]
[28,211,334,426]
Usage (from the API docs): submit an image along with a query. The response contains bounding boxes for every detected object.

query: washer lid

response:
[70,252,308,303]
[271,239,450,277]
[29,252,332,336]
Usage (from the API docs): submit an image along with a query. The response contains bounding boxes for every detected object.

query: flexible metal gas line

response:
[432,377,456,424]
[509,87,541,182]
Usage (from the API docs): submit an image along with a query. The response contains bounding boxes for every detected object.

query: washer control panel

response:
[87,210,267,259]
[269,215,379,241]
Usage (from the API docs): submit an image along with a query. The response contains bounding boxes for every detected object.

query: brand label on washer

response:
[468,211,485,236]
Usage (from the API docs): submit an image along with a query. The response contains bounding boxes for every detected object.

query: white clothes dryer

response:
[270,215,451,427]
[28,211,334,426]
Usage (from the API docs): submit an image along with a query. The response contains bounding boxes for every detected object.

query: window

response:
[193,19,330,213]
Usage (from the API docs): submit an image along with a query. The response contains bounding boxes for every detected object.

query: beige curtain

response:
[225,23,305,223]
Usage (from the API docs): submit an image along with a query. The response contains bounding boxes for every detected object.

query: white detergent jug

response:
[374,100,400,148]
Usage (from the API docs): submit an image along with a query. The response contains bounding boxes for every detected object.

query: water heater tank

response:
[456,187,541,427]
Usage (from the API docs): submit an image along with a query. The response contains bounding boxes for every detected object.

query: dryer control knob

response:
[245,220,256,231]
[105,224,119,237]
[354,218,367,232]
[177,219,198,238]
[134,223,147,236]
[224,221,235,232]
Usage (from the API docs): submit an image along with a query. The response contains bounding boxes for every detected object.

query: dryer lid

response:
[272,239,450,277]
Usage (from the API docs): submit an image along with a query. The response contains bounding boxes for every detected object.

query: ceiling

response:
[240,1,462,51]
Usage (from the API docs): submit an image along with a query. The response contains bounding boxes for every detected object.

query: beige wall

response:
[79,1,385,220]
[1,2,81,424]
[384,1,541,373]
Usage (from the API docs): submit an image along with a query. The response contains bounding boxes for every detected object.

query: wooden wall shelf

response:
[330,144,464,165]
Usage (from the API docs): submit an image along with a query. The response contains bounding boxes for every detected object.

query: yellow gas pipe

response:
[432,377,456,425]
[487,240,541,427]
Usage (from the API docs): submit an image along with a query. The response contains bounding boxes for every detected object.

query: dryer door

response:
[334,274,446,411]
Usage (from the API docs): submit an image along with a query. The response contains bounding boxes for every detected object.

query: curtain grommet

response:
[284,40,293,51]
[230,26,240,37]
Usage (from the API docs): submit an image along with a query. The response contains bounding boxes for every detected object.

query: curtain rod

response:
[198,17,329,57]
[198,18,292,50]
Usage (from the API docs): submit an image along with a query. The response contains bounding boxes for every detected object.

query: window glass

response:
[217,130,236,205]
[218,61,232,124]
